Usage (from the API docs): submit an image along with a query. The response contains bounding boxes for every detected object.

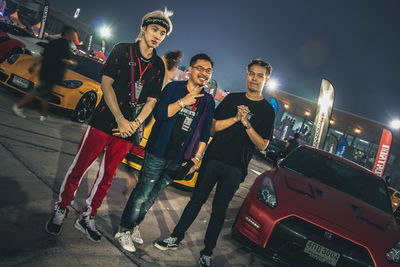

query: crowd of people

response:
[8,7,276,267]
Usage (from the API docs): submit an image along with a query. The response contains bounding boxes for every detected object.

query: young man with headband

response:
[155,59,275,267]
[45,8,173,243]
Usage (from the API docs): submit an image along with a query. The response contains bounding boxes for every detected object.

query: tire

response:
[72,91,97,123]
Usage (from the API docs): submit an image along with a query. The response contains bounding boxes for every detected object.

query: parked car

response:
[0,53,103,122]
[0,21,48,56]
[232,145,400,266]
[258,138,287,163]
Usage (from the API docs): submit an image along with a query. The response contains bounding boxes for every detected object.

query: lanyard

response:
[129,44,152,103]
[134,48,152,81]
[186,87,201,112]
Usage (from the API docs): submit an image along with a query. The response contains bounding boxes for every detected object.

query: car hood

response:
[276,168,399,244]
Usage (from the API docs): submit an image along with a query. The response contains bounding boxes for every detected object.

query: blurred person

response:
[123,50,183,195]
[154,59,275,267]
[44,8,173,243]
[283,132,300,155]
[0,29,25,63]
[162,50,183,87]
[115,54,215,253]
[12,26,77,121]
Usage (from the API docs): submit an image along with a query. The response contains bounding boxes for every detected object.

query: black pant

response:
[171,159,242,256]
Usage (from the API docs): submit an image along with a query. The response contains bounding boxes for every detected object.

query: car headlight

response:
[387,241,400,263]
[7,54,20,64]
[61,80,83,89]
[257,176,277,208]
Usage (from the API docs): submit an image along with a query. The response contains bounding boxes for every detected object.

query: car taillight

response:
[7,54,20,64]
[387,241,400,263]
[257,176,277,208]
[61,80,83,89]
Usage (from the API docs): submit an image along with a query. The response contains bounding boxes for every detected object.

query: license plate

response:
[11,75,29,89]
[304,240,341,266]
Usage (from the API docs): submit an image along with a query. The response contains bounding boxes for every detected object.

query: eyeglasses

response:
[247,71,266,79]
[192,65,212,74]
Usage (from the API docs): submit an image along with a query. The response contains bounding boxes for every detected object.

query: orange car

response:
[388,186,400,212]
[0,53,103,122]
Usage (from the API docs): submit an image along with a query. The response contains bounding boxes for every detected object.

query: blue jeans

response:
[120,153,179,229]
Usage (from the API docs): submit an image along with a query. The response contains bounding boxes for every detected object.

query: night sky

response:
[50,0,400,125]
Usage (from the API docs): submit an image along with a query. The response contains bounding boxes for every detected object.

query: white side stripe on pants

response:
[57,126,93,206]
[82,150,107,217]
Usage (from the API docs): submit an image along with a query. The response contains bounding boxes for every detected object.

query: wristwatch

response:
[245,122,252,129]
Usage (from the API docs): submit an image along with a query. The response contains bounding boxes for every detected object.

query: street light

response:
[390,119,400,130]
[98,25,111,53]
[99,25,111,38]
[267,78,279,91]
[284,103,290,109]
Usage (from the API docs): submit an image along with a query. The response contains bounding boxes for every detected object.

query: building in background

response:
[266,89,400,187]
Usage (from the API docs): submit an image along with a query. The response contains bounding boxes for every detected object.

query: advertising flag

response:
[372,129,392,177]
[309,79,335,149]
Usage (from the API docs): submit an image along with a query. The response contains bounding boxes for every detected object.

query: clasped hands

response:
[112,117,140,138]
[235,105,251,125]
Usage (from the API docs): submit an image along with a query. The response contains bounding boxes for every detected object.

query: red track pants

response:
[57,126,132,216]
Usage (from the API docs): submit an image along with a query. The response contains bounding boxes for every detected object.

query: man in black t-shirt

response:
[12,26,77,121]
[44,9,173,243]
[155,59,275,267]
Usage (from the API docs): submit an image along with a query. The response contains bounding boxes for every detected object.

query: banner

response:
[270,97,279,115]
[372,129,392,177]
[309,79,335,149]
[336,136,348,157]
[38,0,49,39]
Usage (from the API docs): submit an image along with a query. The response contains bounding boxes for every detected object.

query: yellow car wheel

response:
[72,91,97,123]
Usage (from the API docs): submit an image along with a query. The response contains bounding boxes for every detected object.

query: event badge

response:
[135,81,143,100]
[182,116,193,131]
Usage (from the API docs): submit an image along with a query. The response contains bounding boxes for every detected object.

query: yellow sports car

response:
[0,53,103,122]
[122,118,203,190]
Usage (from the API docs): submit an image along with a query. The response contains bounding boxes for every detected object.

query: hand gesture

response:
[236,105,250,123]
[181,86,204,106]
[112,117,137,138]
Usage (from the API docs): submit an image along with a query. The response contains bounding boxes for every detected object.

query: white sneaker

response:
[115,231,136,252]
[12,104,26,118]
[40,115,47,121]
[132,226,143,244]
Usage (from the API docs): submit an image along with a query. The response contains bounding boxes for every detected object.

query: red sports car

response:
[233,145,400,267]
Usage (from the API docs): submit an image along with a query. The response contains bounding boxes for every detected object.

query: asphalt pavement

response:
[0,86,277,267]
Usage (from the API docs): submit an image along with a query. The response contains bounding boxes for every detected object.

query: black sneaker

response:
[45,206,68,236]
[74,215,102,242]
[154,236,180,250]
[198,255,212,267]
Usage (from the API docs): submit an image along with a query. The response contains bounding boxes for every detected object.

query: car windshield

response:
[67,56,103,83]
[0,22,34,38]
[280,147,392,213]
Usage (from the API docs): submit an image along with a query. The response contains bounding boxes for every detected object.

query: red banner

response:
[372,129,392,177]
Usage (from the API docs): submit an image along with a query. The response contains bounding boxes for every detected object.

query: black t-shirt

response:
[90,42,165,137]
[205,92,275,179]
[40,38,72,83]
[165,99,202,160]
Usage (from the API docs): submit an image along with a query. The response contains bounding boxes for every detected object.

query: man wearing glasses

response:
[115,54,215,253]
[155,59,275,267]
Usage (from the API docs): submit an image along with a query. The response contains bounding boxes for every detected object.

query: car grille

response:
[0,70,8,82]
[266,216,374,267]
